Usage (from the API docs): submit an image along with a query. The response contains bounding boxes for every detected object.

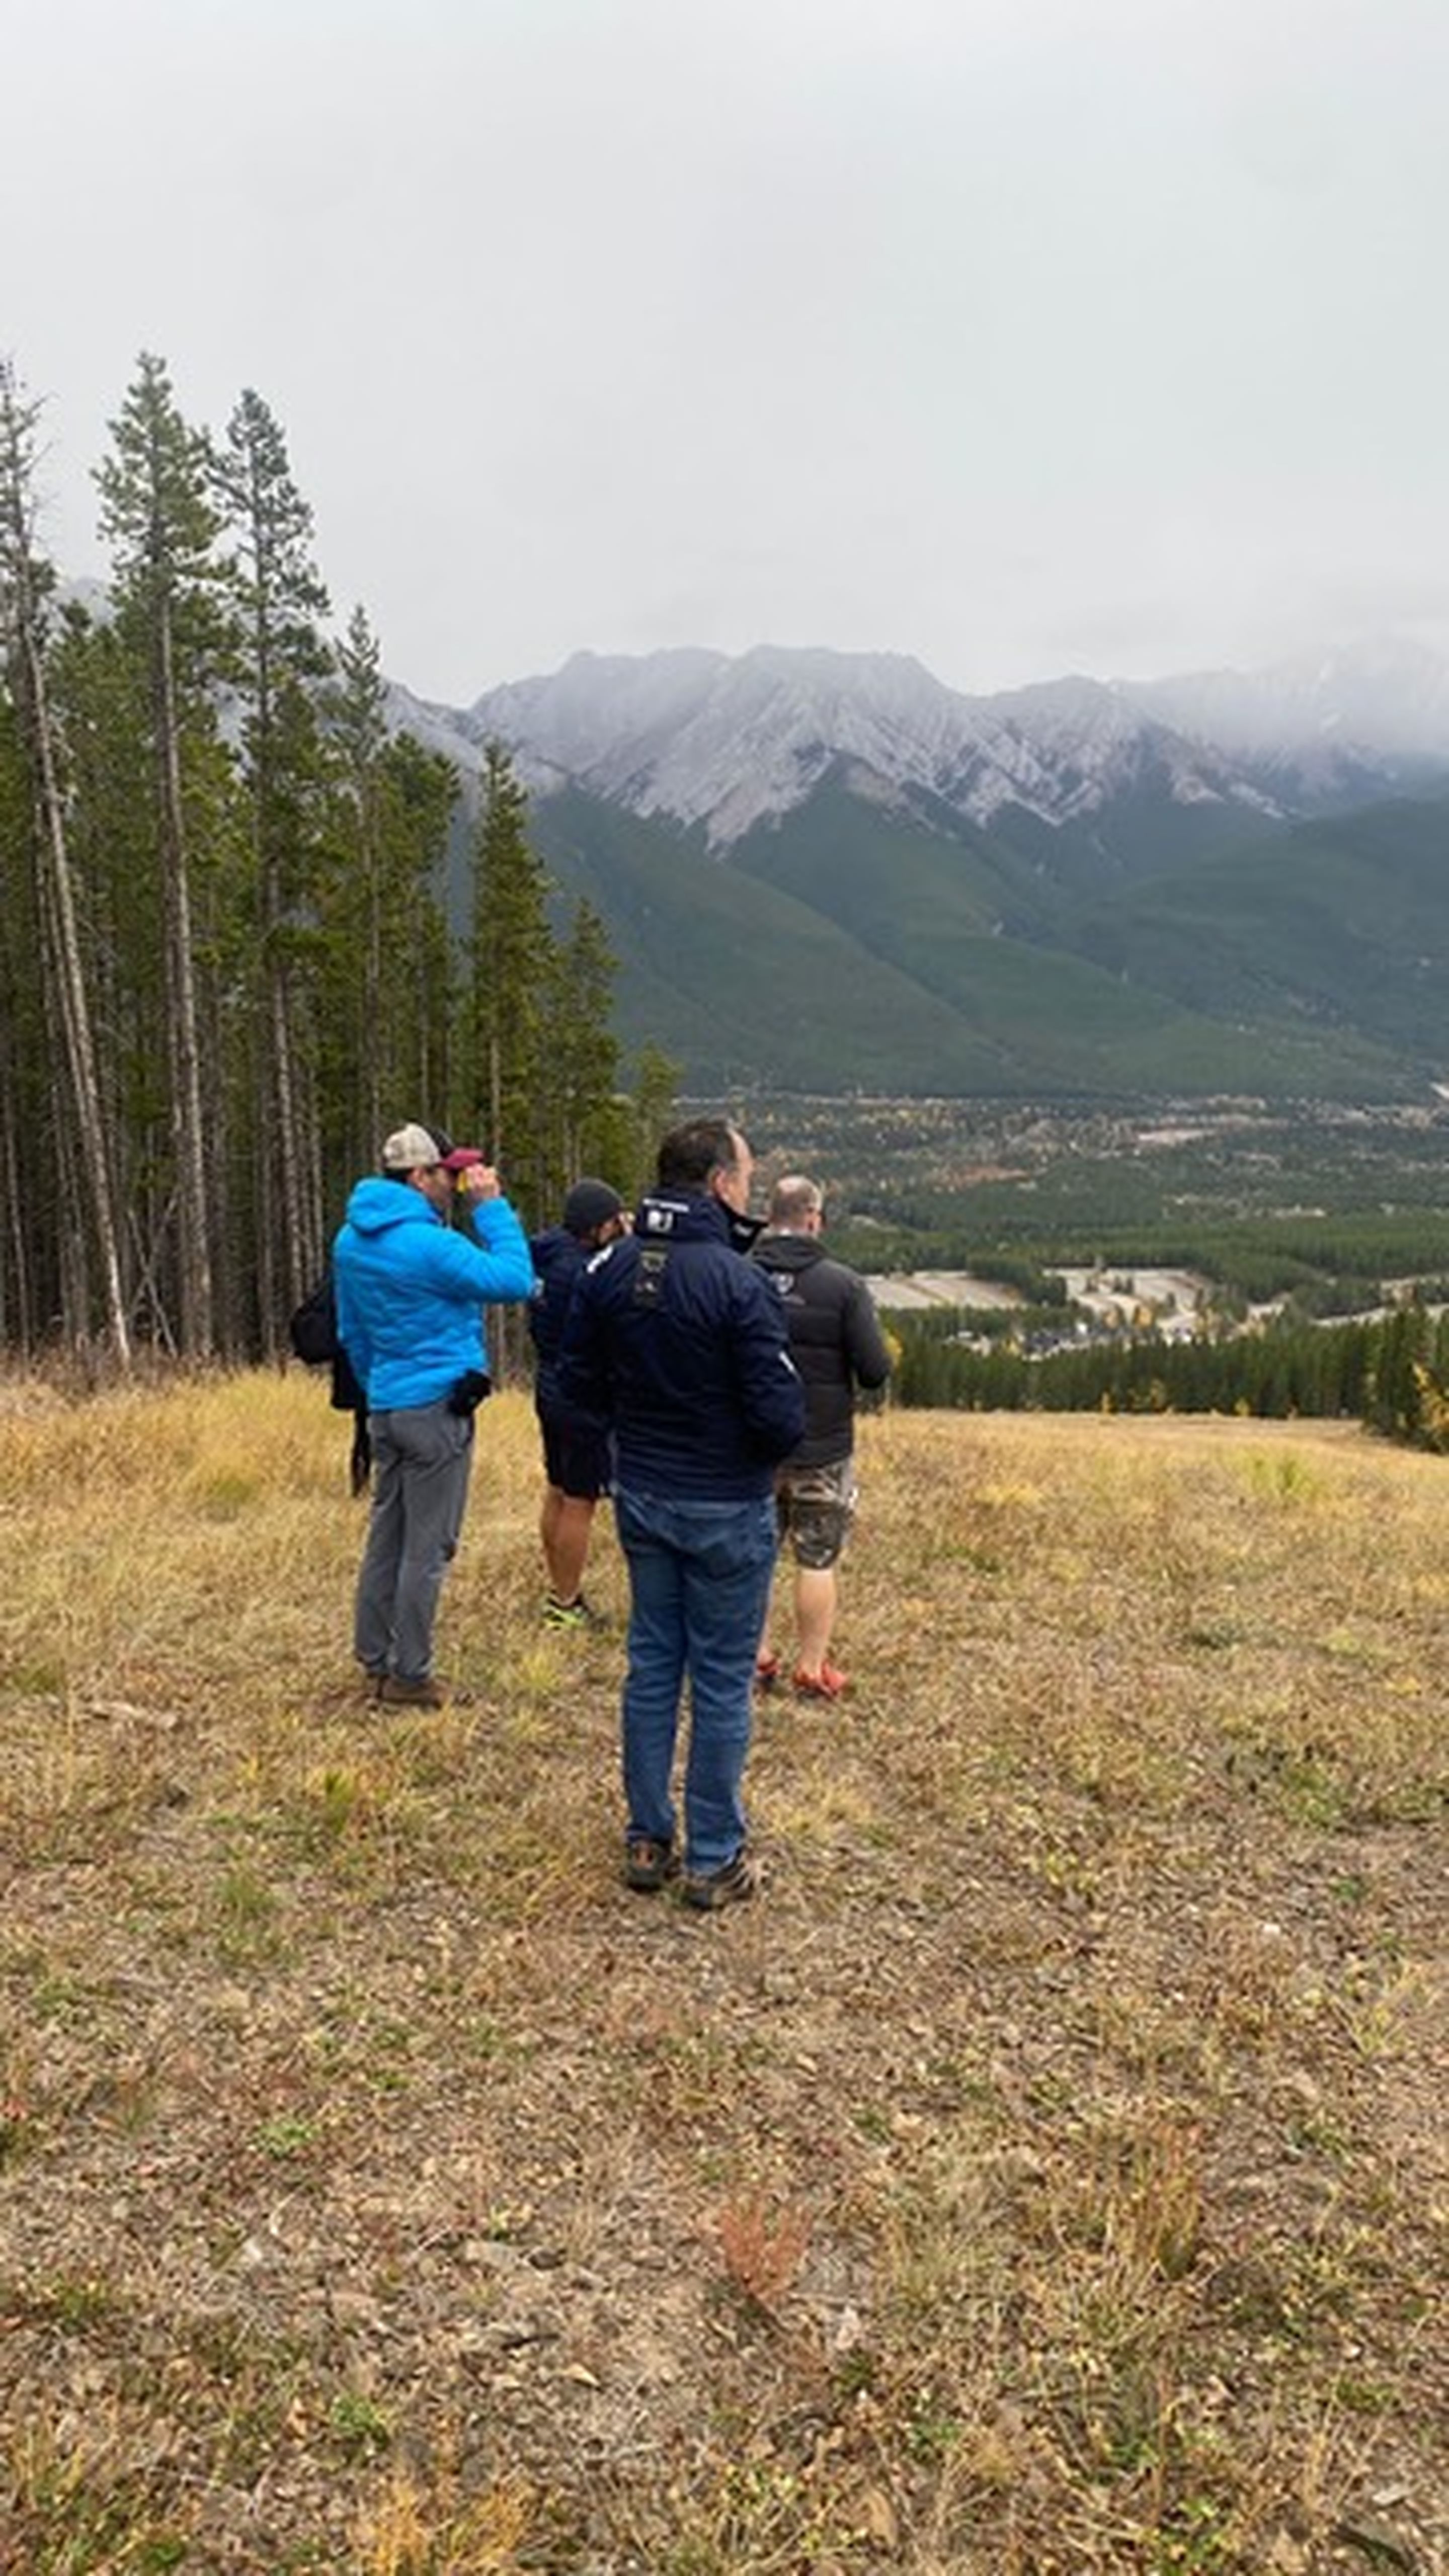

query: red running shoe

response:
[793,1660,849,1701]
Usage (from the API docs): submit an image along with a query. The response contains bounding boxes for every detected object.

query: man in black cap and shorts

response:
[528,1177,628,1627]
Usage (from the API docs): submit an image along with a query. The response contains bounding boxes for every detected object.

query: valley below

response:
[739,1091,1449,1273]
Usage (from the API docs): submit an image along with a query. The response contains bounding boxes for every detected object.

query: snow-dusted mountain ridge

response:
[395,639,1449,849]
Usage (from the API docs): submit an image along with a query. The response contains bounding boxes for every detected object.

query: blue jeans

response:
[615,1487,779,1877]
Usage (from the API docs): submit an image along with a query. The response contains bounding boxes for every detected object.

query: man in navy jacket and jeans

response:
[559,1118,805,1909]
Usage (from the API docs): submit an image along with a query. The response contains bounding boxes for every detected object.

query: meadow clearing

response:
[1,1374,1445,2573]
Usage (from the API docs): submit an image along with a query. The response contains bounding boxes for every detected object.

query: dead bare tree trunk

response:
[0,365,131,1367]
[0,1065,34,1349]
[154,594,215,1355]
[16,624,132,1365]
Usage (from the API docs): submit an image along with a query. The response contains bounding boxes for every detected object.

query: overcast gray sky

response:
[7,0,1448,706]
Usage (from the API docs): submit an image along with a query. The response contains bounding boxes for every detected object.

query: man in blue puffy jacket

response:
[559,1117,805,1908]
[334,1121,534,1707]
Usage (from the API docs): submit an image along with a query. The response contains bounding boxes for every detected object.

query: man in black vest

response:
[753,1174,892,1700]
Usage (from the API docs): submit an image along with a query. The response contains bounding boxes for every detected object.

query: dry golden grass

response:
[1,1373,1446,2573]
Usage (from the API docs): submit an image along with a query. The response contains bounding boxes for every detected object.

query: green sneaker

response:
[543,1593,604,1631]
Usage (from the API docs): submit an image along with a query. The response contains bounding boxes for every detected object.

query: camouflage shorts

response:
[774,1456,857,1570]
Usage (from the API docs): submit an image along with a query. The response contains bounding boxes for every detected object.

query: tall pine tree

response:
[96,353,230,1354]
[316,606,459,1200]
[214,387,333,1338]
[466,740,557,1218]
[544,897,620,1184]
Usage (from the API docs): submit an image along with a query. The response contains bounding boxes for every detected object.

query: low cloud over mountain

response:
[398,637,1449,850]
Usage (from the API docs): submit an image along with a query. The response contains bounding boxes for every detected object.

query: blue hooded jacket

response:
[333,1177,534,1412]
[558,1188,806,1500]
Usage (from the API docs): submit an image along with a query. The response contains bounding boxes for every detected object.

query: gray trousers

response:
[353,1401,474,1684]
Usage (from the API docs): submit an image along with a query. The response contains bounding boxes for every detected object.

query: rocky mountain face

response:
[394,638,1449,851]
[377,637,1449,1099]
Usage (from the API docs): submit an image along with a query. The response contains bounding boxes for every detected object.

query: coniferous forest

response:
[890,1298,1449,1448]
[8,356,1449,1466]
[0,357,672,1366]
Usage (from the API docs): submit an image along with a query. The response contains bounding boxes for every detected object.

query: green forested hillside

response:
[730,775,1027,941]
[527,776,1429,1098]
[527,790,1014,1090]
[1066,797,1449,1058]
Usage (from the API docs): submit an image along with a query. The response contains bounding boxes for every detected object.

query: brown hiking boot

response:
[377,1675,448,1710]
[681,1848,760,1912]
[623,1836,679,1893]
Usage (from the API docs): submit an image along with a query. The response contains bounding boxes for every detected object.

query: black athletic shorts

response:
[538,1401,614,1501]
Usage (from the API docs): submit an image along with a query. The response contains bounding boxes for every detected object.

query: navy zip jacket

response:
[558,1188,806,1499]
[527,1225,588,1411]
